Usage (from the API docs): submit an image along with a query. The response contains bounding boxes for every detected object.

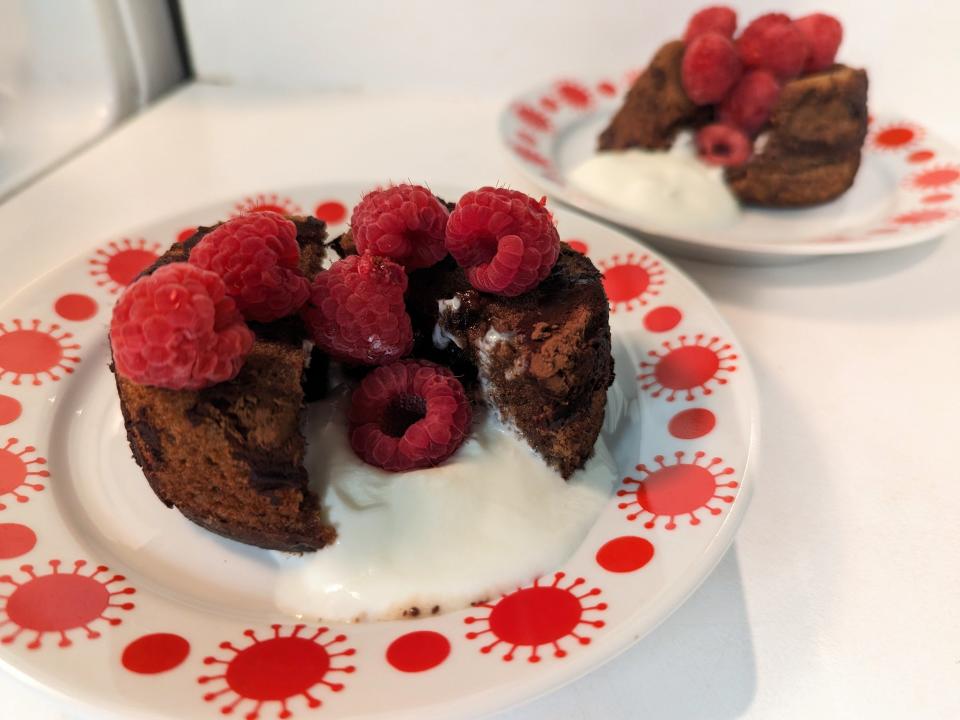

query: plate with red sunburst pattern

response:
[0,183,757,720]
[500,75,960,264]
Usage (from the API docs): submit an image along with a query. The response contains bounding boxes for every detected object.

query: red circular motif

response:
[123,633,190,674]
[618,451,738,529]
[599,253,665,313]
[893,208,950,225]
[596,536,655,573]
[0,319,80,386]
[0,437,48,510]
[54,294,98,322]
[668,408,717,439]
[539,97,559,113]
[89,238,161,294]
[515,104,551,131]
[643,306,683,333]
[565,239,589,254]
[0,560,135,648]
[556,80,591,108]
[199,625,355,718]
[232,193,302,218]
[314,201,348,224]
[177,227,198,243]
[0,523,36,559]
[873,125,919,149]
[513,145,551,168]
[597,80,617,96]
[923,193,953,204]
[911,166,960,190]
[515,130,537,146]
[638,334,738,401]
[465,572,606,662]
[386,631,451,673]
[908,150,935,164]
[0,395,21,425]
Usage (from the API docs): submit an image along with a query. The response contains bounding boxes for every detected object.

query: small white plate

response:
[499,74,960,264]
[0,183,756,719]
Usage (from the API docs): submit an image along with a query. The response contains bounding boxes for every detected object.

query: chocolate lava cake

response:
[113,218,337,552]
[599,41,868,207]
[115,198,614,552]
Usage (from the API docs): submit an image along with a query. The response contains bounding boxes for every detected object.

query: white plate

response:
[0,183,757,719]
[499,74,960,264]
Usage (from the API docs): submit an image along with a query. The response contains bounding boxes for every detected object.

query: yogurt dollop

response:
[272,391,620,622]
[569,133,740,229]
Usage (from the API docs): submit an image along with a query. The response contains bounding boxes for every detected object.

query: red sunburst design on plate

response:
[88,238,161,294]
[909,165,960,190]
[232,193,303,218]
[464,572,606,662]
[0,560,135,649]
[539,97,558,113]
[923,193,953,204]
[515,130,537,146]
[515,103,552,131]
[555,80,591,108]
[871,123,923,150]
[513,145,551,168]
[892,208,953,225]
[0,438,48,510]
[638,333,738,401]
[618,451,738,529]
[199,624,355,719]
[0,319,80,386]
[598,252,665,313]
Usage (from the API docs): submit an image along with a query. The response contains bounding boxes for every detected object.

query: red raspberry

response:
[351,184,449,270]
[188,211,310,323]
[736,13,809,80]
[696,124,752,167]
[349,360,472,472]
[718,70,781,135]
[681,32,742,105]
[683,6,737,44]
[110,262,254,390]
[794,14,843,73]
[301,254,413,365]
[445,187,560,297]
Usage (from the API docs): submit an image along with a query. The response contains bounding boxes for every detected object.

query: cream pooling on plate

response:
[272,386,624,622]
[569,131,740,229]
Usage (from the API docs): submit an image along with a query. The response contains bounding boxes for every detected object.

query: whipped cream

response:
[272,390,620,622]
[569,131,740,229]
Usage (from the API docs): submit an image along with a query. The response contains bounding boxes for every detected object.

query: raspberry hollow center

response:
[382,394,427,437]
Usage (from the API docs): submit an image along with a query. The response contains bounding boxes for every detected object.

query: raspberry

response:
[351,184,449,270]
[696,124,752,167]
[681,32,742,105]
[683,6,737,44]
[110,262,254,390]
[794,14,843,73]
[301,254,413,365]
[445,187,560,297]
[188,211,310,323]
[736,13,809,80]
[718,70,781,135]
[348,360,472,472]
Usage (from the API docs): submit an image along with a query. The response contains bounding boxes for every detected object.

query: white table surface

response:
[1,82,958,720]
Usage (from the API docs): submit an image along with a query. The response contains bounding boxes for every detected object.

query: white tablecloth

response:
[1,83,958,719]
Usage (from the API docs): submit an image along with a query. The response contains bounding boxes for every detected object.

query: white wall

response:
[181,0,960,132]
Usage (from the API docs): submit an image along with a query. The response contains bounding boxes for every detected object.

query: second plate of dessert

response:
[0,182,756,720]
[500,8,960,264]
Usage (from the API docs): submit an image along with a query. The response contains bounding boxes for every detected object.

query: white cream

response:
[272,393,619,622]
[432,296,465,350]
[569,132,740,229]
